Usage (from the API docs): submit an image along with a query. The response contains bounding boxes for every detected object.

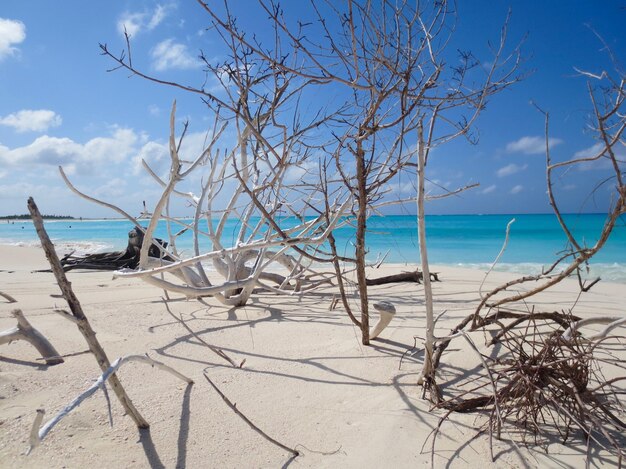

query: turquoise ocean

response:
[1,214,625,282]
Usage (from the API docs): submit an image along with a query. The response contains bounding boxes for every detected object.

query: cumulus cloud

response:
[117,4,172,37]
[506,136,563,155]
[0,109,62,133]
[93,178,128,198]
[510,184,524,194]
[481,184,496,194]
[573,142,626,171]
[573,142,604,159]
[151,39,199,71]
[496,163,527,177]
[132,140,169,174]
[0,127,140,174]
[0,18,26,60]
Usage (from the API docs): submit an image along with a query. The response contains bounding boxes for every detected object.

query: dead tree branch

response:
[28,354,192,453]
[27,197,150,429]
[203,373,299,457]
[0,309,63,365]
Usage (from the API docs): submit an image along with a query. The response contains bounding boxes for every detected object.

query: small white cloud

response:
[573,142,604,159]
[117,3,173,37]
[148,104,161,116]
[510,184,524,194]
[481,184,496,194]
[117,12,144,37]
[497,163,527,177]
[506,136,563,155]
[151,38,199,71]
[0,109,62,133]
[147,5,168,30]
[573,142,625,171]
[0,18,25,60]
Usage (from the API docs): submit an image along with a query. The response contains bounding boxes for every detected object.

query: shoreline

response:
[2,243,626,284]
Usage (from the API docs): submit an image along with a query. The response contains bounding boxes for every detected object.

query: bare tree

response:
[191,1,521,352]
[79,9,359,306]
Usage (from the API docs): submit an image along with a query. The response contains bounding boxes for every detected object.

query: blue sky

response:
[0,1,624,217]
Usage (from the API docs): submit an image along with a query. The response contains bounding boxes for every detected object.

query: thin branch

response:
[203,373,299,457]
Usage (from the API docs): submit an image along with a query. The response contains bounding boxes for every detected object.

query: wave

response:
[0,238,114,256]
[451,262,626,283]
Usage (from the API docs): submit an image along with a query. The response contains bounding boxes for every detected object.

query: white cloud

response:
[151,39,199,71]
[506,136,563,155]
[93,178,128,198]
[132,140,169,174]
[148,104,161,116]
[0,109,62,133]
[510,184,524,194]
[117,4,173,37]
[573,142,604,159]
[0,127,140,174]
[284,160,320,184]
[117,12,143,37]
[496,163,527,177]
[0,18,25,60]
[0,180,65,200]
[481,184,496,194]
[147,5,168,30]
[573,142,626,171]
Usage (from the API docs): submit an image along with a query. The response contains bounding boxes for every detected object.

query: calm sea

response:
[1,214,625,282]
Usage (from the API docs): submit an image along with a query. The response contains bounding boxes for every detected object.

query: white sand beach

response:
[1,244,624,468]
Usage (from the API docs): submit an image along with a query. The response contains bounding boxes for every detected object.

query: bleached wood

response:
[28,197,149,429]
[27,354,193,453]
[370,301,396,339]
[204,373,298,457]
[416,123,435,386]
[0,290,17,303]
[562,316,626,341]
[0,309,63,365]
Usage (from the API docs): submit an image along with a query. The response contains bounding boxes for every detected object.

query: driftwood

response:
[60,227,173,271]
[29,355,193,453]
[370,301,396,339]
[365,270,440,286]
[0,309,63,365]
[204,374,299,457]
[430,310,626,466]
[28,197,150,429]
[0,290,17,303]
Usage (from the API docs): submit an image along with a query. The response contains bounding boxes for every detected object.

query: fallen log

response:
[365,270,440,286]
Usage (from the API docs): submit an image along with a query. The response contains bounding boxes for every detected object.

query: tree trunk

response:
[416,123,435,386]
[355,139,370,345]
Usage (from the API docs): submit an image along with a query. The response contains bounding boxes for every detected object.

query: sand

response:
[0,244,624,468]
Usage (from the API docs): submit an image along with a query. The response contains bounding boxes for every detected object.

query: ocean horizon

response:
[1,213,625,282]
